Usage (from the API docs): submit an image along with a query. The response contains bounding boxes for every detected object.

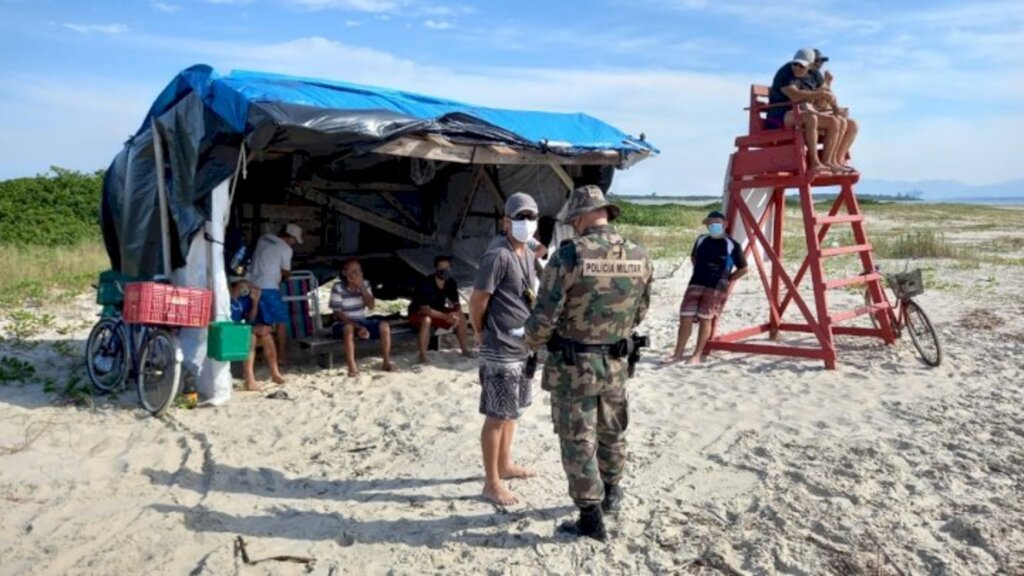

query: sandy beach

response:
[2,212,1023,575]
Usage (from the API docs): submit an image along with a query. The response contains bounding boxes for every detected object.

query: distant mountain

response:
[857,178,1024,201]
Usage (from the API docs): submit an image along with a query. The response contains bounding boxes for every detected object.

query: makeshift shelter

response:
[101,64,657,297]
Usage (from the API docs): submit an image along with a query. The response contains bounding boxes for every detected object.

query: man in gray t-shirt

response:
[470,192,540,506]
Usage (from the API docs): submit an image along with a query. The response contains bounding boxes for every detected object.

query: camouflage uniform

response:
[525,186,654,508]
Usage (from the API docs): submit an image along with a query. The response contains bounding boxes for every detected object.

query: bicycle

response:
[85,277,184,416]
[863,267,942,367]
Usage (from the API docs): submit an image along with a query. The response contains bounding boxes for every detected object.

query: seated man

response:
[229,276,285,390]
[329,259,394,377]
[408,255,472,363]
[766,48,846,177]
[807,49,858,172]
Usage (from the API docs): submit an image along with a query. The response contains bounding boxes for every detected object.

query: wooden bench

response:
[297,316,454,369]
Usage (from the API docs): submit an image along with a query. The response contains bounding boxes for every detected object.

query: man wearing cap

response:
[525,185,654,541]
[250,223,303,365]
[470,192,541,506]
[806,49,858,172]
[665,211,747,365]
[767,48,846,177]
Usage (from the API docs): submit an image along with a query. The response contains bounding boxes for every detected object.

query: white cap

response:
[285,223,304,244]
[792,47,815,67]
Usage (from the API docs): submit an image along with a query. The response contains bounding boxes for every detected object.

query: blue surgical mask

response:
[708,223,725,237]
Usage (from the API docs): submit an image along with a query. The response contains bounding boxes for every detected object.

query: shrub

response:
[0,167,104,246]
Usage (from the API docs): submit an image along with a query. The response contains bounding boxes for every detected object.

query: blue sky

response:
[1,0,1022,195]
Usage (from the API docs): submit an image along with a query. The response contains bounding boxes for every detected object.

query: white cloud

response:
[61,23,129,34]
[422,19,452,30]
[285,0,405,12]
[151,1,180,13]
[345,19,363,27]
[5,29,1023,190]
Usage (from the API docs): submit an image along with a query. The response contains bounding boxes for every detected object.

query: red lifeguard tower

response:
[704,85,897,369]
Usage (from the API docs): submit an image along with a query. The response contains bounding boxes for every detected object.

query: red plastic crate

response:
[123,282,212,327]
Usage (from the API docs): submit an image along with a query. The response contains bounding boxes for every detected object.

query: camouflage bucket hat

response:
[559,185,621,223]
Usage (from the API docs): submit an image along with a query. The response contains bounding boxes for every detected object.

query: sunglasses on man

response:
[511,212,538,221]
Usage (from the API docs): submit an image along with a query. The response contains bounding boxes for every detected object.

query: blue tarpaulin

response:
[137,65,656,154]
[103,64,657,277]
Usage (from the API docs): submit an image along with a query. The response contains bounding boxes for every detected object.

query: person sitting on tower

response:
[664,210,748,365]
[765,48,847,177]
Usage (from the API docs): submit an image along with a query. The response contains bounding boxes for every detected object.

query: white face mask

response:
[510,219,538,244]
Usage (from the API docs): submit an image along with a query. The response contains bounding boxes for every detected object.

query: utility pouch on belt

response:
[524,353,538,379]
[547,334,578,366]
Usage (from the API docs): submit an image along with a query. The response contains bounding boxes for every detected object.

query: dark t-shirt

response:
[768,63,813,121]
[805,68,824,90]
[689,235,747,291]
[474,235,536,362]
[409,276,459,314]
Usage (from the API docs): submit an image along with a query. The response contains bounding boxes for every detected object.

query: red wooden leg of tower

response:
[769,188,785,340]
[843,181,897,344]
[797,183,837,369]
[777,192,846,319]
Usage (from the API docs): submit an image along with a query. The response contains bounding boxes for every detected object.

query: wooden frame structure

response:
[704,85,896,369]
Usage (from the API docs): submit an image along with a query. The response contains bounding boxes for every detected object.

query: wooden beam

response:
[378,191,422,229]
[289,186,434,245]
[373,136,645,166]
[425,134,453,147]
[549,163,575,191]
[478,167,506,208]
[308,177,419,193]
[450,168,483,247]
[489,144,517,156]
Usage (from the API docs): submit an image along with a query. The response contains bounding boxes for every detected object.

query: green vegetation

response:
[0,241,109,308]
[0,167,104,246]
[617,201,718,228]
[873,230,960,259]
[613,200,1023,271]
[0,356,36,384]
[0,168,108,306]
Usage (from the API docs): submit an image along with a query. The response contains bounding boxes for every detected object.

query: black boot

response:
[602,484,623,514]
[558,505,608,542]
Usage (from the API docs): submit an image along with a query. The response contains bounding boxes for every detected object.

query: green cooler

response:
[207,321,252,361]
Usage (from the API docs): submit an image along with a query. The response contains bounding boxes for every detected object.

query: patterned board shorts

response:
[679,285,728,320]
[478,360,533,420]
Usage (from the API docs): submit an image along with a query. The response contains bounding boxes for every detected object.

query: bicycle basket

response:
[886,269,924,299]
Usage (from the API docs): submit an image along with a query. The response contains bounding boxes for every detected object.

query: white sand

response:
[2,248,1023,575]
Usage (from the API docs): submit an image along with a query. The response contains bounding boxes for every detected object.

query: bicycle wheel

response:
[904,300,942,367]
[85,318,128,393]
[137,328,182,416]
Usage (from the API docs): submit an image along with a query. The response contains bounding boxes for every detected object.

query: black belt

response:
[571,342,617,354]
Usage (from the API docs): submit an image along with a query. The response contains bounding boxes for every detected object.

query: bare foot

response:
[482,482,518,505]
[271,373,286,385]
[418,355,429,365]
[686,355,702,366]
[662,354,684,365]
[347,369,359,378]
[382,362,396,372]
[499,464,536,480]
[461,350,475,359]
[244,381,263,392]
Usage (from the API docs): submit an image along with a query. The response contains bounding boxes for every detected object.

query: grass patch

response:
[873,230,960,259]
[617,224,697,260]
[616,201,716,228]
[0,240,109,307]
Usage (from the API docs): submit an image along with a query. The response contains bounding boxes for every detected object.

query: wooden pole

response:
[150,118,173,277]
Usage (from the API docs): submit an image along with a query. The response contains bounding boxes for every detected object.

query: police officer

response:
[524,185,653,541]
